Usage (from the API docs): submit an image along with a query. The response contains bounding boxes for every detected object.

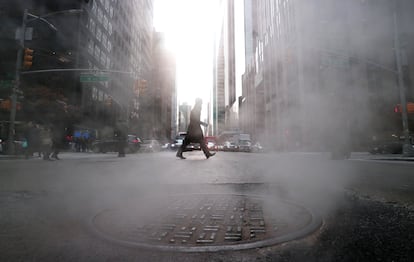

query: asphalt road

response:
[0,151,413,261]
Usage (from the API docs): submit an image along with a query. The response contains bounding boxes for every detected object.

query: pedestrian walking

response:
[31,123,42,157]
[115,121,127,157]
[50,124,63,160]
[176,98,215,160]
[39,125,53,160]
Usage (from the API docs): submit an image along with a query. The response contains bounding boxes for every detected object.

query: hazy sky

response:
[153,0,219,106]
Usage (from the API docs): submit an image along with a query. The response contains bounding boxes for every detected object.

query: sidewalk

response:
[0,154,29,160]
[0,151,100,160]
[349,152,414,162]
[2,151,414,161]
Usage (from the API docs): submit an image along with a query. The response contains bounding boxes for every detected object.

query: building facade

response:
[0,0,154,140]
[241,0,414,151]
[212,0,236,136]
[139,32,176,140]
[78,0,154,135]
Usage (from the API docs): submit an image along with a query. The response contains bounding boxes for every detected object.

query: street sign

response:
[80,74,109,82]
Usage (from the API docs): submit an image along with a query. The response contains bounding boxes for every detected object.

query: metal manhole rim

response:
[89,193,323,252]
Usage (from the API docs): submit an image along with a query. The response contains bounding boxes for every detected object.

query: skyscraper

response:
[212,0,236,136]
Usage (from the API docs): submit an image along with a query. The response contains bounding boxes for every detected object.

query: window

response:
[102,34,108,49]
[106,57,111,68]
[108,23,112,35]
[110,6,114,18]
[92,87,98,100]
[98,90,104,101]
[92,1,97,14]
[103,16,108,31]
[100,52,106,65]
[96,28,102,42]
[94,45,100,60]
[88,38,94,54]
[97,8,103,22]
[89,18,96,34]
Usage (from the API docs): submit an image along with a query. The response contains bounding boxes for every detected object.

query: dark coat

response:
[186,104,205,142]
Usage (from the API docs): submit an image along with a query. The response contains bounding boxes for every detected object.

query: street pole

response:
[7,8,27,154]
[393,12,413,156]
[6,8,84,155]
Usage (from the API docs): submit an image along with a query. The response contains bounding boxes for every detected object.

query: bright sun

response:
[154,0,218,106]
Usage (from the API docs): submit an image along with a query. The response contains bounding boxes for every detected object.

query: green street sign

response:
[80,74,109,82]
[0,80,14,89]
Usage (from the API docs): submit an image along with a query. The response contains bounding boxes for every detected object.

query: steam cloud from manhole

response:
[90,194,322,252]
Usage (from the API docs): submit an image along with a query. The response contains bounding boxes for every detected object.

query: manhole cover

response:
[91,194,322,252]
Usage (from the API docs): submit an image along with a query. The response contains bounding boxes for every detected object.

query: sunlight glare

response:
[154,0,218,105]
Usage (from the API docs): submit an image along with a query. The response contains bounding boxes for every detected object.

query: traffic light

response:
[394,104,401,113]
[23,48,34,69]
[134,79,147,95]
[394,103,414,114]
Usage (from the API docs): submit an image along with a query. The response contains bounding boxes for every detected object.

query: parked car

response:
[205,136,218,151]
[0,139,26,155]
[368,134,412,155]
[251,142,264,153]
[370,141,403,154]
[161,142,171,150]
[188,142,200,151]
[238,140,252,152]
[92,134,141,153]
[140,139,162,152]
[223,141,239,152]
[170,133,187,150]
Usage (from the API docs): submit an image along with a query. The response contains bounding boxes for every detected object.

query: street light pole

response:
[7,8,83,154]
[393,11,413,156]
[7,8,27,154]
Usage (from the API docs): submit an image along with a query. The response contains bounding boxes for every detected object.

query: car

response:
[140,139,162,152]
[369,141,403,154]
[251,142,264,153]
[368,134,413,155]
[170,133,187,150]
[161,142,171,150]
[92,134,141,153]
[0,138,26,155]
[127,135,142,152]
[188,142,200,150]
[223,141,239,152]
[238,140,252,152]
[205,136,218,151]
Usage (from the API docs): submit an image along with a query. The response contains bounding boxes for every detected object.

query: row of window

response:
[87,0,114,69]
[92,86,110,102]
[87,40,111,68]
[89,18,112,52]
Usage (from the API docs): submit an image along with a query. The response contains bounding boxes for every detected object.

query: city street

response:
[2,1,414,261]
[1,151,413,261]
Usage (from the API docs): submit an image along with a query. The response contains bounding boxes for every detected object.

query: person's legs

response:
[200,139,215,159]
[43,147,51,160]
[118,140,126,157]
[176,138,190,159]
[51,147,60,160]
[24,144,32,159]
